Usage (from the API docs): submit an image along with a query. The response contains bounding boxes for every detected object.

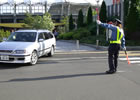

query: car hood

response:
[0,41,36,51]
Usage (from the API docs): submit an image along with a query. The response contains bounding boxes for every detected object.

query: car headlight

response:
[14,50,26,54]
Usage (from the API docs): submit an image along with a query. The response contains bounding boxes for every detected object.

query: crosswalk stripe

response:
[130,61,140,63]
[119,57,140,64]
[119,57,140,60]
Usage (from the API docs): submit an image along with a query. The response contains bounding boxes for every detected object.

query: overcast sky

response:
[0,0,103,5]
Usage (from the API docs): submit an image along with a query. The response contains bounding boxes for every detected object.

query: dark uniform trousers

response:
[108,44,120,71]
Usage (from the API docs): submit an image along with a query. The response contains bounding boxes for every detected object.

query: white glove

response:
[96,20,101,25]
[122,47,126,51]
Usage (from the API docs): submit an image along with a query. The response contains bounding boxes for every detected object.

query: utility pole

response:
[61,0,64,19]
[44,1,48,13]
[96,0,100,47]
[29,0,32,14]
[68,2,70,16]
[13,2,16,23]
[0,2,1,23]
[120,0,124,27]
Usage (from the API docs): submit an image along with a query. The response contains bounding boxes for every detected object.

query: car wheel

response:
[48,46,54,57]
[30,51,38,65]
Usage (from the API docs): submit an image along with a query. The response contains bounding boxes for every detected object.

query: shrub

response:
[61,32,74,40]
[80,36,96,44]
[73,32,81,40]
[87,22,97,36]
[0,30,11,42]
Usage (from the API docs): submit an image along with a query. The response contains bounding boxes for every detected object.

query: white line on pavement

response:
[130,61,140,63]
[119,57,140,60]
[117,70,127,73]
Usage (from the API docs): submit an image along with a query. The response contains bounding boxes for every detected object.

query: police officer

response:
[97,19,126,74]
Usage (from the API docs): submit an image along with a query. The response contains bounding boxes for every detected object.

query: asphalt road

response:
[0,41,140,100]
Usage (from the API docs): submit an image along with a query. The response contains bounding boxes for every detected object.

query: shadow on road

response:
[0,72,108,83]
[37,60,59,64]
[0,60,58,69]
[0,63,29,69]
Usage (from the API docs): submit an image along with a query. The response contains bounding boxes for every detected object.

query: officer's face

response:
[114,21,117,26]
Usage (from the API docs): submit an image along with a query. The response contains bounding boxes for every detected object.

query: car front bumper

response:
[0,54,31,63]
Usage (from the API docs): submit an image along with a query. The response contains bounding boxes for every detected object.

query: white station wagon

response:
[0,30,56,65]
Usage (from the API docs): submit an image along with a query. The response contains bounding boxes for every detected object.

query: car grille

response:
[0,58,25,61]
[0,50,13,54]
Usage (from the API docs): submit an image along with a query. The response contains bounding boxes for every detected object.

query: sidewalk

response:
[57,40,140,51]
[55,40,97,52]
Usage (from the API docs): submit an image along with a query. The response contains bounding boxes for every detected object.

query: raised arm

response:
[96,20,117,31]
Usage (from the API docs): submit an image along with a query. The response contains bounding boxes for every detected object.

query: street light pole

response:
[96,0,99,47]
[120,0,124,27]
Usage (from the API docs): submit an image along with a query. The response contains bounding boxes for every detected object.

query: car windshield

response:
[7,32,37,42]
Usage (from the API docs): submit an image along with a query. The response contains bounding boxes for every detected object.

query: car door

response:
[47,32,56,47]
[38,32,45,56]
[43,32,52,54]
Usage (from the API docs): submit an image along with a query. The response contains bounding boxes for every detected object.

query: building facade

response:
[48,2,97,22]
[104,0,122,19]
[0,2,97,24]
[0,2,48,23]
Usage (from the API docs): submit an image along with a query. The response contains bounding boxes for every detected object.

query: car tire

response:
[48,46,54,57]
[30,51,38,65]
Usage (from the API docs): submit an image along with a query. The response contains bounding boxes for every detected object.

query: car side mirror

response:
[39,39,44,42]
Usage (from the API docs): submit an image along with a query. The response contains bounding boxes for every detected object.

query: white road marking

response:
[130,61,140,63]
[117,70,126,73]
[119,57,140,60]
[119,57,140,64]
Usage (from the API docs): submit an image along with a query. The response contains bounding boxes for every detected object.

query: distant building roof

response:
[48,2,97,16]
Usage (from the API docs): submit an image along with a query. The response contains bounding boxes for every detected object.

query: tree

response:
[24,12,55,31]
[0,29,10,41]
[69,14,75,31]
[24,13,34,28]
[87,6,93,25]
[77,9,84,28]
[41,12,55,31]
[124,0,130,26]
[126,0,139,38]
[99,1,107,23]
[99,1,107,35]
[136,0,140,30]
[60,16,69,33]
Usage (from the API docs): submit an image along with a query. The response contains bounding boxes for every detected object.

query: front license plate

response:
[1,55,9,60]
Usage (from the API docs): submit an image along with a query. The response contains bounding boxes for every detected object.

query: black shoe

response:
[106,70,116,74]
[114,69,117,72]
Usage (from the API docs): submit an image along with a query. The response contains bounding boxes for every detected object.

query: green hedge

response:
[58,24,108,46]
[58,28,91,40]
[58,21,140,46]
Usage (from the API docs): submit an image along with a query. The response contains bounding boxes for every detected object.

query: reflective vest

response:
[110,27,124,44]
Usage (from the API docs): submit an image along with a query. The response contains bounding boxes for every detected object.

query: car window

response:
[44,32,49,40]
[38,33,45,40]
[7,32,37,42]
[47,32,53,39]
